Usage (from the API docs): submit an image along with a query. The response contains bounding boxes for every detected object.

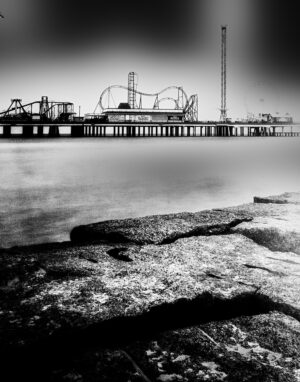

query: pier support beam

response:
[3,125,11,138]
[48,126,60,137]
[71,125,84,137]
[22,125,34,137]
[37,126,44,137]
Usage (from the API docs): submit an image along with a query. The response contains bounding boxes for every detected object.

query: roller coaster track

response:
[155,97,179,109]
[97,85,190,111]
[0,100,73,118]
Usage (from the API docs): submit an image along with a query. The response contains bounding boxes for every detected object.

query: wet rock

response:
[70,210,251,245]
[254,192,300,205]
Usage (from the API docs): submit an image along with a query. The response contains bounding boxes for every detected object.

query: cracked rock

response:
[42,311,300,381]
[1,234,300,356]
[226,199,300,254]
[70,209,251,245]
[119,311,300,382]
[1,192,300,381]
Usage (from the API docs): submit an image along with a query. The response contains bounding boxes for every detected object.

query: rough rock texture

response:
[70,194,300,254]
[40,312,300,382]
[120,311,300,382]
[233,217,300,255]
[1,192,300,381]
[1,235,300,352]
[70,210,251,245]
[254,192,300,205]
[225,201,300,254]
[132,311,300,382]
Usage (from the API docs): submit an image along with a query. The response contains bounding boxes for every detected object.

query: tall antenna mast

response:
[220,25,227,122]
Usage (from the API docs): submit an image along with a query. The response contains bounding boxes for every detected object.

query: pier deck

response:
[0,122,299,138]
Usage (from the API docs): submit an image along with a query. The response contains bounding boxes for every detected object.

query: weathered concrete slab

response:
[70,210,252,245]
[254,192,300,205]
[1,234,300,355]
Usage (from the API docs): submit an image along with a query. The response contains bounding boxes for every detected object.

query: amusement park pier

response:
[0,27,299,139]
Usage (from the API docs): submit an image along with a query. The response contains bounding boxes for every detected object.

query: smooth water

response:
[0,137,299,247]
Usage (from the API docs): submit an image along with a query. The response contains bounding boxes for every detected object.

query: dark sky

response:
[254,0,300,83]
[0,0,300,118]
[0,0,202,57]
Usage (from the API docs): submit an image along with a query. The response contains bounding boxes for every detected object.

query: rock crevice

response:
[1,192,300,381]
[70,211,252,246]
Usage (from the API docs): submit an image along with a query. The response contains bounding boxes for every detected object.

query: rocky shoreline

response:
[0,192,300,381]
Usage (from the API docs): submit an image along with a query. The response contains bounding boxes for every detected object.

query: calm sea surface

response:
[0,137,299,247]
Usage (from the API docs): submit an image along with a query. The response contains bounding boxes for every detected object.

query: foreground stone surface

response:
[225,201,300,254]
[50,312,300,382]
[70,210,251,245]
[2,311,297,381]
[1,235,299,352]
[254,192,300,205]
[1,192,300,381]
[70,193,300,254]
[140,312,300,382]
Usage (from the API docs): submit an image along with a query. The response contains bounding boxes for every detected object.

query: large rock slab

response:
[36,311,300,382]
[254,192,300,205]
[1,234,300,355]
[233,217,300,255]
[70,210,251,245]
[123,312,300,382]
[2,192,300,381]
[226,202,300,254]
[226,200,300,219]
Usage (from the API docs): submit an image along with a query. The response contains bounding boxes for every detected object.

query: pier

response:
[0,122,299,138]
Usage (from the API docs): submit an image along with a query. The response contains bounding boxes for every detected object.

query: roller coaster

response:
[90,72,198,122]
[0,96,75,123]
